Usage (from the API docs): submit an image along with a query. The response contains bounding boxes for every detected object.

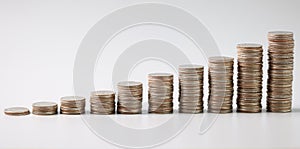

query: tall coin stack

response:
[60,96,86,114]
[237,44,263,113]
[267,31,294,112]
[208,56,234,113]
[90,91,115,114]
[148,73,173,114]
[32,101,58,115]
[117,81,143,114]
[178,64,204,113]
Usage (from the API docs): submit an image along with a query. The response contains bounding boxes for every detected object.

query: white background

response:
[0,0,299,148]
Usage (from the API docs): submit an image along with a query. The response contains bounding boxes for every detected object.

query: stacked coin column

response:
[90,91,115,114]
[32,102,58,115]
[178,64,204,113]
[148,73,173,114]
[117,81,143,114]
[60,96,86,114]
[267,31,294,112]
[208,56,234,113]
[237,44,263,113]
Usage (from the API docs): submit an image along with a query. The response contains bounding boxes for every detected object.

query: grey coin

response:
[4,107,30,116]
[32,111,57,115]
[207,109,232,114]
[91,90,115,96]
[61,96,85,102]
[118,81,142,87]
[32,101,57,108]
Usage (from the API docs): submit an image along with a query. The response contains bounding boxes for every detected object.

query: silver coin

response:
[4,107,30,116]
[209,56,234,63]
[207,109,232,114]
[60,96,85,103]
[33,111,57,115]
[32,101,57,108]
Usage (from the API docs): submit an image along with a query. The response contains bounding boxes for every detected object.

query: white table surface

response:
[1,109,299,149]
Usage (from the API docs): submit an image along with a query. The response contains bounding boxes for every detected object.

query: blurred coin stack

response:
[208,56,234,113]
[267,31,294,112]
[117,81,143,114]
[178,64,204,113]
[237,43,263,113]
[32,101,58,115]
[4,107,30,116]
[148,73,174,114]
[90,91,115,114]
[60,96,86,114]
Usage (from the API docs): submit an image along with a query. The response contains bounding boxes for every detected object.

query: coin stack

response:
[60,96,86,114]
[237,43,263,113]
[4,107,30,116]
[208,56,234,113]
[267,31,294,112]
[148,73,173,114]
[178,64,204,113]
[117,81,143,114]
[90,90,115,114]
[32,101,58,115]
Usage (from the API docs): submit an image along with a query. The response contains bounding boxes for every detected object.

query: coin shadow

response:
[292,108,300,113]
[141,109,179,115]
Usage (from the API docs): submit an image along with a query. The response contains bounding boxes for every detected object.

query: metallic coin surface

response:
[267,31,294,113]
[236,43,263,113]
[178,64,204,114]
[148,73,173,114]
[117,81,143,114]
[32,101,58,115]
[60,96,85,115]
[4,107,30,116]
[208,56,234,113]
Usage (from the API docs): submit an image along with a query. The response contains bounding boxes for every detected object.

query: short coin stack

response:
[90,90,115,114]
[60,96,86,114]
[148,73,173,114]
[32,101,58,115]
[178,64,204,113]
[4,107,30,116]
[267,31,294,112]
[237,43,263,113]
[208,56,234,113]
[117,81,143,114]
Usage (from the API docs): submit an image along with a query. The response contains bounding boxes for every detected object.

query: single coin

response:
[209,56,234,63]
[268,31,293,37]
[60,96,86,102]
[32,101,57,108]
[118,81,142,88]
[91,90,115,97]
[4,107,30,116]
[207,109,232,114]
[237,43,263,49]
